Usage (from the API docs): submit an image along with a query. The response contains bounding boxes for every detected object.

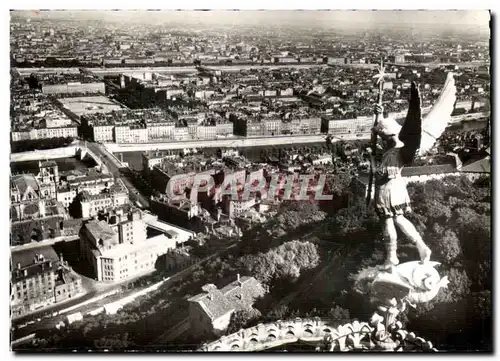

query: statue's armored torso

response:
[375,147,410,217]
[376,147,404,185]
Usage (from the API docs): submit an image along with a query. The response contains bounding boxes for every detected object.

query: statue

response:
[369,71,457,268]
[352,261,449,352]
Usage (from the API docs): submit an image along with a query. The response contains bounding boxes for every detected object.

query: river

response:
[115,119,487,172]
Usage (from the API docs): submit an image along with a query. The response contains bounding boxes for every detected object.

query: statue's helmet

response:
[373,117,402,137]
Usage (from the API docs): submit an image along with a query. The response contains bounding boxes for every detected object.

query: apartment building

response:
[11,126,78,142]
[79,209,176,282]
[79,179,129,218]
[11,246,83,318]
[91,125,114,143]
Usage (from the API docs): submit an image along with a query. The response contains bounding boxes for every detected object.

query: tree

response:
[226,308,261,334]
[328,305,351,321]
[324,172,353,198]
[429,225,462,264]
[240,240,320,285]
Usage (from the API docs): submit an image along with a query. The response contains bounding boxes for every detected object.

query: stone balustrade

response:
[198,317,438,352]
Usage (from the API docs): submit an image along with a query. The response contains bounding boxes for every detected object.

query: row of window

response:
[15,287,54,301]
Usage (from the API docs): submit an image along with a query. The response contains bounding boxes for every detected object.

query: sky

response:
[11,10,490,24]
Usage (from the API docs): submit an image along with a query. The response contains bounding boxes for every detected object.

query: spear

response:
[366,59,386,207]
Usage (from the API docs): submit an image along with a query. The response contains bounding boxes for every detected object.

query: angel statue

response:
[370,72,457,268]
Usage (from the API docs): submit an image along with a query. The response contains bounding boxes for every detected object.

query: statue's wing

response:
[399,82,422,165]
[418,72,457,156]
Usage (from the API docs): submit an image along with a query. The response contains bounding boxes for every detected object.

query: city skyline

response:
[11,9,491,30]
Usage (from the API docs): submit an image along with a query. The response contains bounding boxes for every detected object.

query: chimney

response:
[17,263,21,270]
[237,273,242,286]
[23,269,27,277]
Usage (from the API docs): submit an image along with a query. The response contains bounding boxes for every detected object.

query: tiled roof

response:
[459,156,490,174]
[40,160,57,168]
[12,245,58,267]
[67,173,113,186]
[402,164,457,177]
[221,277,266,311]
[84,220,116,241]
[188,276,266,321]
[23,202,40,216]
[12,174,39,194]
[11,246,59,282]
[10,206,19,222]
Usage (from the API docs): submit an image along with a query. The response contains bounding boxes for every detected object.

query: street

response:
[85,142,150,208]
[10,235,79,252]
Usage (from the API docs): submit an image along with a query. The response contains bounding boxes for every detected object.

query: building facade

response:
[11,246,83,318]
[187,275,267,336]
[11,126,78,142]
[79,209,177,282]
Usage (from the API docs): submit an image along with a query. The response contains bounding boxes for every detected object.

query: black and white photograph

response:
[7,8,492,353]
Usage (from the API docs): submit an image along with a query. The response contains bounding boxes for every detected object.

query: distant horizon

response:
[10,9,490,30]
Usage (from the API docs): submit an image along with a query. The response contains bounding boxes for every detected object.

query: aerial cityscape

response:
[9,9,491,352]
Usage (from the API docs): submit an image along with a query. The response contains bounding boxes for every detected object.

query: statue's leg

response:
[383,217,399,267]
[394,215,431,263]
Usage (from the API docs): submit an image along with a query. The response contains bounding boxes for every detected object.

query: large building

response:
[10,90,78,142]
[232,113,321,137]
[56,171,116,209]
[149,158,216,195]
[79,209,179,282]
[35,160,60,200]
[91,125,114,143]
[321,116,372,135]
[81,108,176,143]
[215,120,234,137]
[11,126,78,142]
[187,275,266,336]
[10,161,67,224]
[38,73,105,95]
[141,150,178,176]
[79,179,129,218]
[147,121,175,141]
[11,246,83,318]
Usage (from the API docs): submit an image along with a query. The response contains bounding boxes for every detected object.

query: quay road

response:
[82,61,488,77]
[103,134,329,153]
[103,112,488,154]
[10,235,79,253]
[85,142,151,208]
[85,64,328,76]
